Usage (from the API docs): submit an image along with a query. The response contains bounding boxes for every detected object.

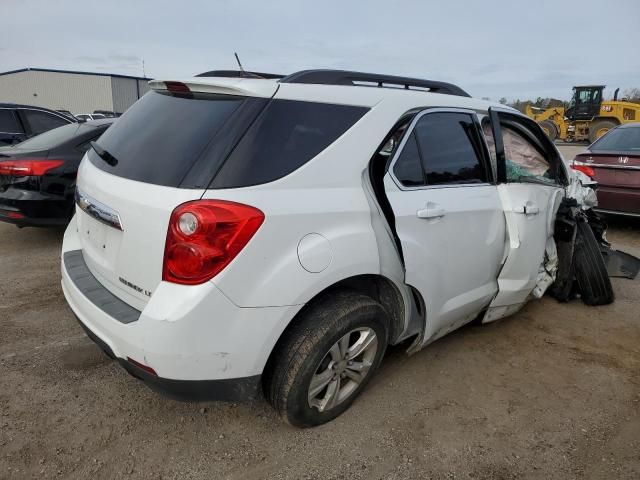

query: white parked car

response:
[75,113,107,121]
[61,70,611,427]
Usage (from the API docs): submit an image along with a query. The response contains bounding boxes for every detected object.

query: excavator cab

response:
[565,85,604,121]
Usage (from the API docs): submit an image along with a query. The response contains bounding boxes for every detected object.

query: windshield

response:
[13,122,84,150]
[590,127,640,152]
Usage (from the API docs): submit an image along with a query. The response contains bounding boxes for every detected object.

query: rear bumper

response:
[594,208,640,218]
[60,215,300,402]
[0,187,71,227]
[596,185,640,216]
[73,312,261,402]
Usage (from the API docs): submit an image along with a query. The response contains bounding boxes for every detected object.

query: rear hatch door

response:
[75,81,276,309]
[75,163,204,310]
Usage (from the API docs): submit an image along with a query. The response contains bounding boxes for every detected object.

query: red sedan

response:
[572,123,640,216]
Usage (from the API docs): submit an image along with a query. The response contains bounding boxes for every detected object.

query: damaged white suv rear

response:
[61,69,613,427]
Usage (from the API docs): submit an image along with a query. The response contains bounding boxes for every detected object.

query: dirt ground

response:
[1,145,639,479]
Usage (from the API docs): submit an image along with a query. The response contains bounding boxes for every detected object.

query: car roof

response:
[150,75,509,113]
[0,102,66,111]
[0,103,77,121]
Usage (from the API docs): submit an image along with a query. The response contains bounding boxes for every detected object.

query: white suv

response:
[61,69,607,427]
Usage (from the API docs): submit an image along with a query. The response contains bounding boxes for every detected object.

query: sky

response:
[1,0,639,102]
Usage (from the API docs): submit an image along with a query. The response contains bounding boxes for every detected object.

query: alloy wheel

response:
[307,327,379,412]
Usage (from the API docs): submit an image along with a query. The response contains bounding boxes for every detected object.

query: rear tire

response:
[264,290,388,427]
[588,119,617,143]
[539,120,558,141]
[573,221,614,306]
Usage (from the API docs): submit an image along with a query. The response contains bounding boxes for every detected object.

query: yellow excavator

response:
[525,85,640,143]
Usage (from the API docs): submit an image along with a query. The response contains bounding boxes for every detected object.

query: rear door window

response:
[391,111,488,188]
[23,110,69,134]
[413,112,487,185]
[0,110,21,133]
[210,100,368,188]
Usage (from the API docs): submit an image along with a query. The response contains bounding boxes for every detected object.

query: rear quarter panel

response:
[203,186,382,307]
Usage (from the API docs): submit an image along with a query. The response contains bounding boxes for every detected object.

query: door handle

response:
[514,201,539,215]
[417,202,446,219]
[525,204,539,215]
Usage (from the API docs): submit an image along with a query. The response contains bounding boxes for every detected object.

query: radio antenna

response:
[233,52,264,79]
[234,52,245,76]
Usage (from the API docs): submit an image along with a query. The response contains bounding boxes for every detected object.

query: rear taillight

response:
[0,159,64,177]
[165,81,192,97]
[571,163,595,179]
[0,209,24,219]
[162,200,264,285]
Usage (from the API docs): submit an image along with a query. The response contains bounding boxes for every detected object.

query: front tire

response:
[589,119,617,143]
[264,291,389,427]
[574,221,614,305]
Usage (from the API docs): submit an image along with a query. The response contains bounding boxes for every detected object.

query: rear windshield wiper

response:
[89,141,118,167]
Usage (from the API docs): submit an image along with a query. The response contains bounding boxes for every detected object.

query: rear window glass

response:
[90,90,246,187]
[90,92,368,189]
[211,100,368,188]
[590,127,640,152]
[14,122,86,149]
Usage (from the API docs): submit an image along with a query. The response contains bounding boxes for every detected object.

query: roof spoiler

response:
[148,78,278,98]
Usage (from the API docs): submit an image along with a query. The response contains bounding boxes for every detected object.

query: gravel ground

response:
[1,146,639,479]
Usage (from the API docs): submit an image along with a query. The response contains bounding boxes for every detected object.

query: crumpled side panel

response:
[566,169,598,208]
[532,237,559,299]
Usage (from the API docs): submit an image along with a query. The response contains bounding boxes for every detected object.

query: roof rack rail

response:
[279,69,470,97]
[196,70,284,80]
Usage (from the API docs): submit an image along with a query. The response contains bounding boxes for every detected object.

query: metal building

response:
[0,68,151,115]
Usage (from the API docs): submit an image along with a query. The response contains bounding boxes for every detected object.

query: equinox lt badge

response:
[119,277,152,297]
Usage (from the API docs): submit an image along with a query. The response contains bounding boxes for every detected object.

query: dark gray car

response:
[0,103,76,146]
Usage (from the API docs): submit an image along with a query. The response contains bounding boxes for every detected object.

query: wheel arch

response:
[261,273,418,384]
